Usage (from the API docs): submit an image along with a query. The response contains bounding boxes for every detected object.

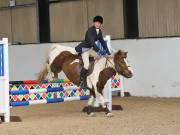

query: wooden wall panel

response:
[15,0,36,5]
[87,0,124,39]
[138,0,180,37]
[0,9,12,42]
[50,0,88,42]
[11,6,38,43]
[0,0,9,7]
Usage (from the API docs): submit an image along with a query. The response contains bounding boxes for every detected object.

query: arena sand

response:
[1,97,180,135]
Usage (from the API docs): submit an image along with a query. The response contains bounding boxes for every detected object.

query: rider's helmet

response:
[93,16,103,24]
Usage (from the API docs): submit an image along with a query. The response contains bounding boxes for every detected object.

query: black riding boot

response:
[80,67,88,87]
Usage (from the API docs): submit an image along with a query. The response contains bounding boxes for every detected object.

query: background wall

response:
[0,0,38,44]
[11,5,38,43]
[1,0,180,43]
[49,0,88,42]
[49,0,124,42]
[138,0,180,38]
[0,0,125,43]
[87,0,124,39]
[9,37,180,97]
[0,9,12,42]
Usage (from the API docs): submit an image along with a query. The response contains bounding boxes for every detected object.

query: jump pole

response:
[9,81,89,107]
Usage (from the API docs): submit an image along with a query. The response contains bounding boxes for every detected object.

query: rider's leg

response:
[88,49,99,57]
[80,49,99,86]
[81,51,90,70]
[80,51,90,85]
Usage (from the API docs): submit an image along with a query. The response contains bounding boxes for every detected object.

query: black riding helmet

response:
[93,16,103,24]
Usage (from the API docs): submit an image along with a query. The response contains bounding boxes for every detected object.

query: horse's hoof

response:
[88,113,96,117]
[106,113,114,117]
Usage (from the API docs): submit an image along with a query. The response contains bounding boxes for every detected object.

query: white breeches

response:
[81,48,99,69]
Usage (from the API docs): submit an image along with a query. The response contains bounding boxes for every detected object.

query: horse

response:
[37,44,133,117]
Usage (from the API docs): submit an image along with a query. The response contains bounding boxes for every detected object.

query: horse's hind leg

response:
[53,73,58,80]
[46,63,56,82]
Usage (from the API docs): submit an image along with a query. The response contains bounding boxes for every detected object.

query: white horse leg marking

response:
[97,92,106,108]
[86,78,95,106]
[46,63,54,82]
[96,90,114,117]
[53,73,58,80]
[88,96,95,106]
[96,91,106,108]
[86,79,96,117]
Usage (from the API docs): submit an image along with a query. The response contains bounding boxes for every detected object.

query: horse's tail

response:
[37,57,49,83]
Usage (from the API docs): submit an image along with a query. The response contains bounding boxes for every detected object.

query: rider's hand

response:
[106,49,111,55]
[101,50,107,55]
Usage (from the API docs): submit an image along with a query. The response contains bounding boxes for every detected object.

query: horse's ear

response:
[117,50,122,55]
[115,50,126,58]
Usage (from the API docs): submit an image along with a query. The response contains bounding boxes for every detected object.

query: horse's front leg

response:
[83,78,95,117]
[86,96,96,117]
[96,91,114,117]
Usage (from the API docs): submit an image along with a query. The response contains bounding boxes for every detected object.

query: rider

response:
[75,15,111,86]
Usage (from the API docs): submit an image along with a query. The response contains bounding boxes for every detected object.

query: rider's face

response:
[94,22,102,29]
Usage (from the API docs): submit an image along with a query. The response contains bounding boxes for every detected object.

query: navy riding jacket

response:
[75,26,110,55]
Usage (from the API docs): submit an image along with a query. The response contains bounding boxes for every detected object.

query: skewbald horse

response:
[37,44,133,117]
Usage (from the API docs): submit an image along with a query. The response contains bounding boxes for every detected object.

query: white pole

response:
[104,35,111,52]
[3,38,10,122]
[104,79,112,111]
[120,75,125,97]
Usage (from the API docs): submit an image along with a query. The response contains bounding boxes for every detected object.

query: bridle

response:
[105,57,132,75]
[105,57,122,74]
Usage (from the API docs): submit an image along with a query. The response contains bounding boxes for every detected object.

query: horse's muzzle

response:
[123,70,133,78]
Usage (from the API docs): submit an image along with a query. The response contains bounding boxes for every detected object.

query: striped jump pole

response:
[10,96,89,107]
[9,79,90,107]
[9,79,71,85]
[10,86,79,95]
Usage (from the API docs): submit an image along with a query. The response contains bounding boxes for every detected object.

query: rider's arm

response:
[86,31,100,52]
[99,31,111,55]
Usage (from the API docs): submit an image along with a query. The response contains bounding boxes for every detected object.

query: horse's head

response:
[113,50,133,78]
